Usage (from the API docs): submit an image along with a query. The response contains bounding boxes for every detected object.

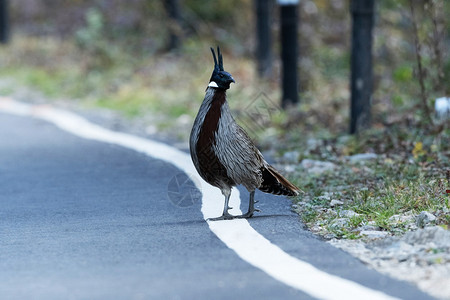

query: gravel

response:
[416,211,437,228]
[282,150,301,164]
[338,209,360,218]
[300,159,337,174]
[329,199,344,207]
[330,226,450,300]
[359,230,390,239]
[346,153,378,163]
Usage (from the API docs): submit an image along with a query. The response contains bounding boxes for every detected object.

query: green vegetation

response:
[286,127,449,239]
[294,160,448,239]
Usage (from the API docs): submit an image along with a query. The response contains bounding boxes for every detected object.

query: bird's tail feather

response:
[259,165,302,196]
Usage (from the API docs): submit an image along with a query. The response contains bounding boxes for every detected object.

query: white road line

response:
[0,97,400,300]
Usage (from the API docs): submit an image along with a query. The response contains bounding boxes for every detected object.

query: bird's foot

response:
[207,212,235,221]
[239,207,261,219]
[207,208,262,221]
[217,207,262,220]
[207,197,262,221]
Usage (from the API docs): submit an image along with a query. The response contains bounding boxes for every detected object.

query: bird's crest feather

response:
[210,46,224,71]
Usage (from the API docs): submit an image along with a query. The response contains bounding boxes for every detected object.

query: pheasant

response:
[190,47,301,221]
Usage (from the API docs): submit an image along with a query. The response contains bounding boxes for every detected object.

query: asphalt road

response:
[0,108,436,300]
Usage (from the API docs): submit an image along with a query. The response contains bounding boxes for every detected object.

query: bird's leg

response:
[207,191,234,221]
[208,190,261,221]
[239,190,261,218]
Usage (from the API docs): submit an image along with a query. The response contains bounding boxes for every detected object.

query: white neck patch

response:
[208,81,219,88]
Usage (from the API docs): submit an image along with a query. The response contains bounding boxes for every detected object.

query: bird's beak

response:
[230,76,236,84]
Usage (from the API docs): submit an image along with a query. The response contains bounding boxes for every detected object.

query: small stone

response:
[306,138,320,149]
[406,223,418,231]
[388,214,401,222]
[388,214,414,224]
[347,153,378,163]
[283,151,300,163]
[360,230,389,239]
[403,226,450,248]
[300,159,337,175]
[318,191,332,199]
[340,210,360,218]
[284,165,296,173]
[311,225,321,232]
[330,199,344,207]
[323,233,337,239]
[337,135,352,144]
[325,209,338,217]
[416,211,437,228]
[356,225,380,231]
[329,218,349,229]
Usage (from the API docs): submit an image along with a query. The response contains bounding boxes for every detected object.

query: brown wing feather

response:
[267,165,302,195]
[259,165,302,196]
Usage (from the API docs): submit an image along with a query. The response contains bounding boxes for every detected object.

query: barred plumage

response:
[189,47,301,220]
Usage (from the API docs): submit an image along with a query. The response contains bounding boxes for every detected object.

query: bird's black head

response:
[209,46,235,90]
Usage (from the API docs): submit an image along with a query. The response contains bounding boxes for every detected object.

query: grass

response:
[0,35,279,139]
[289,142,449,239]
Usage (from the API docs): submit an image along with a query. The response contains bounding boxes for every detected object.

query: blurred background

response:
[0,0,449,151]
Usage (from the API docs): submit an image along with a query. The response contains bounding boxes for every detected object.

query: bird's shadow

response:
[142,214,297,227]
[206,213,296,223]
[247,213,295,220]
[140,219,206,228]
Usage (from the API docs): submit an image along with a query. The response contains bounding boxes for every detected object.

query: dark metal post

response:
[255,0,272,78]
[279,0,299,108]
[0,0,9,44]
[163,0,182,50]
[350,0,374,134]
